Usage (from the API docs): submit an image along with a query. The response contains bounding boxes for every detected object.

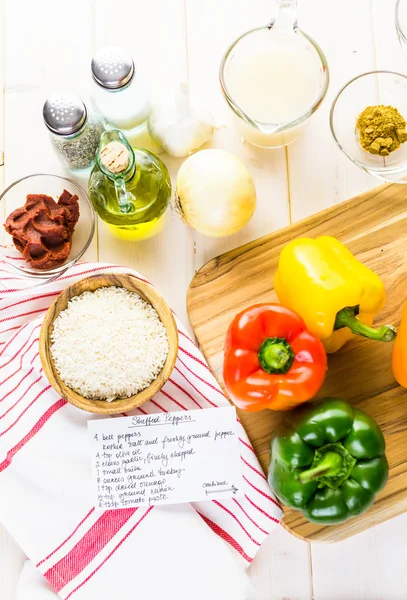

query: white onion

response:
[175,149,256,237]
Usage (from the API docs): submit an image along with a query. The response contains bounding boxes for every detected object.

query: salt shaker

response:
[43,93,104,172]
[91,46,160,152]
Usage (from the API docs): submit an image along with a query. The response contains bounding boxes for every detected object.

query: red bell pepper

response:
[223,303,327,411]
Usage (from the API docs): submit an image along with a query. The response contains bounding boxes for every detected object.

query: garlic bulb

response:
[176,149,256,237]
[148,83,214,157]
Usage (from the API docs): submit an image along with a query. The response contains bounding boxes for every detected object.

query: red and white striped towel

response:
[0,262,282,600]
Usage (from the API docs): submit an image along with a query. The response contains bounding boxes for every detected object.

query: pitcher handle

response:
[269,0,298,31]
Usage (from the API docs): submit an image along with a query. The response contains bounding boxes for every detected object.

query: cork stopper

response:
[100,141,129,174]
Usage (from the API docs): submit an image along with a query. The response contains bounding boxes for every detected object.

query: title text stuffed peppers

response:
[268,398,388,524]
[275,236,396,353]
[223,303,327,411]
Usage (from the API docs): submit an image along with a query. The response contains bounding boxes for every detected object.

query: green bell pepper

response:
[268,398,388,525]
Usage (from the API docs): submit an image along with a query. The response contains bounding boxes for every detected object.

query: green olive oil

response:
[88,130,171,240]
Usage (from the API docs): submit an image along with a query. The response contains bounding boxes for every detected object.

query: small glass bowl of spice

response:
[43,93,104,173]
[330,71,407,183]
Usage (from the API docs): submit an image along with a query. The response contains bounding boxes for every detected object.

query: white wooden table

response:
[2,0,407,598]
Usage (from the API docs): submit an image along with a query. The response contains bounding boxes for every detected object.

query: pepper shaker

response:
[43,93,104,172]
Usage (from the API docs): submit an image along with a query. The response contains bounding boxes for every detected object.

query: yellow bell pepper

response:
[274,236,396,353]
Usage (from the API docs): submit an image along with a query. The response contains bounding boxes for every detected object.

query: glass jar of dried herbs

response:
[43,93,104,172]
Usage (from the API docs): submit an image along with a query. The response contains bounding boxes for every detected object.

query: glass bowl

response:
[330,71,407,183]
[0,173,95,285]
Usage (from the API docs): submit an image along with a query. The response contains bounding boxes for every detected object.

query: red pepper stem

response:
[334,307,396,342]
[258,337,295,375]
[298,451,343,485]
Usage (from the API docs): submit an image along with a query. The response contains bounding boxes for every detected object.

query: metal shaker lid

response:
[43,93,87,135]
[91,46,135,90]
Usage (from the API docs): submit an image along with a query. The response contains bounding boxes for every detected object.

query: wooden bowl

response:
[39,273,178,414]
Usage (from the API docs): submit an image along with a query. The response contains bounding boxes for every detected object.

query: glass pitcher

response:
[88,130,171,240]
[219,0,329,148]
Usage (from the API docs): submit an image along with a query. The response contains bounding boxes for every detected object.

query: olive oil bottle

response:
[88,130,171,240]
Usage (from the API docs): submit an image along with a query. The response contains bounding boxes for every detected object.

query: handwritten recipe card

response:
[88,406,244,510]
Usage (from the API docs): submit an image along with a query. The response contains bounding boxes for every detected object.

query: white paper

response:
[88,406,244,510]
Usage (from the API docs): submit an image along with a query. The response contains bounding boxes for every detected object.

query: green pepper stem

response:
[298,451,343,485]
[258,337,295,375]
[334,306,396,342]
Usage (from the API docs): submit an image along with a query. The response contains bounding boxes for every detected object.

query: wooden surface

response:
[3,0,407,599]
[187,183,407,542]
[39,274,178,414]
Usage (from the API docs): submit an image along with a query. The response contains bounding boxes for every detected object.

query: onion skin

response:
[175,149,256,237]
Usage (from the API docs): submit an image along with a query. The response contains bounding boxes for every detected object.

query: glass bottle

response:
[43,93,104,172]
[88,130,171,240]
[91,46,160,153]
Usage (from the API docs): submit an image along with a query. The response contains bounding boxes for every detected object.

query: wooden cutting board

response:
[187,184,407,543]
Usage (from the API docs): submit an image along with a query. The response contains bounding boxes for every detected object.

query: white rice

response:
[50,286,169,401]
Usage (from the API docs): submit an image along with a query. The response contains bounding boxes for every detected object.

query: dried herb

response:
[51,119,104,171]
[356,105,407,156]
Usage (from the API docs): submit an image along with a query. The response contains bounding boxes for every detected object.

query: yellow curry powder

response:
[356,105,407,156]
